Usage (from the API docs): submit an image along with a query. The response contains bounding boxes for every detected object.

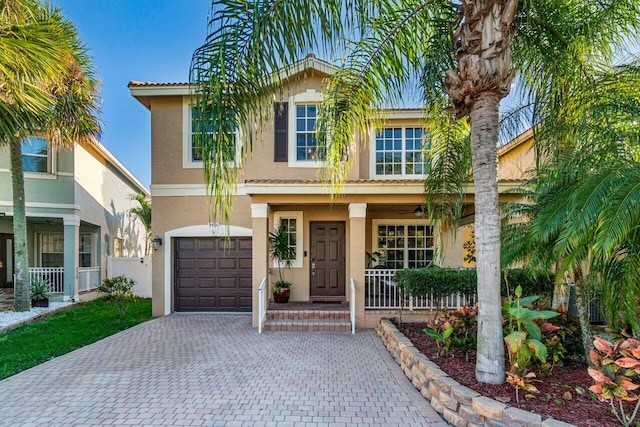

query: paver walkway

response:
[0,314,447,426]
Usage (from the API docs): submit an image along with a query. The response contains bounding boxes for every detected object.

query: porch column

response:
[63,215,80,301]
[251,203,269,327]
[348,203,367,328]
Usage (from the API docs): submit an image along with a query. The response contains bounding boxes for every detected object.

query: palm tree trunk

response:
[470,92,505,384]
[572,266,594,363]
[9,137,31,311]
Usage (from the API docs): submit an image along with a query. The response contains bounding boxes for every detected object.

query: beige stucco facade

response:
[130,57,535,327]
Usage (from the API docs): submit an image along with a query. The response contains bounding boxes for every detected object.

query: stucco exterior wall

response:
[74,143,147,277]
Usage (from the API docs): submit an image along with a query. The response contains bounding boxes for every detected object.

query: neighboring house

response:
[129,55,534,328]
[0,137,149,301]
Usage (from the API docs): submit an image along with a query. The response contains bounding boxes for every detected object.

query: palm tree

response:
[1,0,101,311]
[190,1,640,383]
[502,64,640,346]
[129,193,152,256]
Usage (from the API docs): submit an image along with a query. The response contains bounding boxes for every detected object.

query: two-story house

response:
[0,138,149,301]
[129,55,534,330]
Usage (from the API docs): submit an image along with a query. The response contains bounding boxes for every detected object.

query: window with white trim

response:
[22,136,50,173]
[40,233,64,267]
[183,101,240,168]
[287,89,326,168]
[374,127,426,177]
[273,211,303,268]
[38,232,96,267]
[79,233,94,267]
[373,221,434,269]
[295,104,324,161]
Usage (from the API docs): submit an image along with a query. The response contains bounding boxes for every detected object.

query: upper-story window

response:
[183,101,240,168]
[22,136,49,173]
[295,104,324,162]
[287,89,326,168]
[373,127,426,177]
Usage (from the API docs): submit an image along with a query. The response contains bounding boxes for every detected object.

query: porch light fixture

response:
[413,206,426,217]
[151,235,163,251]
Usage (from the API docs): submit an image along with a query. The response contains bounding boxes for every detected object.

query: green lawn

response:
[0,297,152,380]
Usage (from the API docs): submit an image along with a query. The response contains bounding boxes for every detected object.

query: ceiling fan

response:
[398,205,427,217]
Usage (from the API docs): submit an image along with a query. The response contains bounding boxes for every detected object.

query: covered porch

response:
[246,180,481,329]
[0,215,102,301]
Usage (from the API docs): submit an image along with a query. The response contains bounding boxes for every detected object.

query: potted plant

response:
[30,278,51,308]
[268,224,296,303]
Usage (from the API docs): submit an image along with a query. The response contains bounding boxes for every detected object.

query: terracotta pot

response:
[32,298,49,308]
[273,288,290,304]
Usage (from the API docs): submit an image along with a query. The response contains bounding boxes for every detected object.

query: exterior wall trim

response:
[245,182,523,195]
[0,201,80,211]
[162,224,253,315]
[151,183,247,197]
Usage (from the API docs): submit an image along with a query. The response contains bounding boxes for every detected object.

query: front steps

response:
[263,303,352,332]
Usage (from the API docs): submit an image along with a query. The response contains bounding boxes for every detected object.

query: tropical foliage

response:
[129,193,152,256]
[1,0,101,311]
[588,337,640,426]
[190,0,640,383]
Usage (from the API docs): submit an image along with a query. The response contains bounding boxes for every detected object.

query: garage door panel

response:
[197,259,216,269]
[218,277,239,288]
[175,237,252,312]
[176,278,196,288]
[178,259,195,269]
[197,278,216,288]
[239,296,252,308]
[219,258,238,269]
[198,239,216,250]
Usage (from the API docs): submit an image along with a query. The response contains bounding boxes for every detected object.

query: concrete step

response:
[263,319,352,332]
[265,309,350,321]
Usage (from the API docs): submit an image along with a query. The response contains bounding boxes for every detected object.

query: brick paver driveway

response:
[0,314,446,426]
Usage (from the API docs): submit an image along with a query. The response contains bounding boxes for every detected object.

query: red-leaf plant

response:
[588,337,640,426]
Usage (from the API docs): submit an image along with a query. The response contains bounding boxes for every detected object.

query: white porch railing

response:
[78,267,101,292]
[349,278,356,334]
[258,277,267,334]
[28,267,64,293]
[364,268,476,310]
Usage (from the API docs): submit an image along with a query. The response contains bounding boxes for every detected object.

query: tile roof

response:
[244,178,524,184]
[128,81,189,87]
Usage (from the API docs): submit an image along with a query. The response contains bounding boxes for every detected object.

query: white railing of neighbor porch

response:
[258,277,267,334]
[364,268,476,310]
[78,267,100,292]
[349,278,356,334]
[28,267,64,293]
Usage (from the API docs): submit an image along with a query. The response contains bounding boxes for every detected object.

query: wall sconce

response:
[413,206,426,217]
[151,235,163,251]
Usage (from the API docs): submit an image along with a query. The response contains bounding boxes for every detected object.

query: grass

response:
[0,297,152,380]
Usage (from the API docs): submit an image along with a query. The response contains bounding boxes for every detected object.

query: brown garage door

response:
[174,237,252,312]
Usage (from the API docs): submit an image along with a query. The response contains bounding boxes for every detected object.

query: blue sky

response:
[55,0,211,188]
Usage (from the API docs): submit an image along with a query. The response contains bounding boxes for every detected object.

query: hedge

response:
[393,267,554,300]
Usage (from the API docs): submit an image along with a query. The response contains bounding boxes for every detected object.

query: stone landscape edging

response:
[376,319,576,427]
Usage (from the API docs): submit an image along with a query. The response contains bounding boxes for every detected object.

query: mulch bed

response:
[395,321,621,427]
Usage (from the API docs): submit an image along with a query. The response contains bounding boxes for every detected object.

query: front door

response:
[310,222,345,298]
[0,234,14,288]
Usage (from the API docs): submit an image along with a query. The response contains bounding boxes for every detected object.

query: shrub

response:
[503,285,559,403]
[98,275,136,320]
[588,337,640,427]
[394,267,476,306]
[29,279,51,301]
[502,269,554,304]
[394,267,553,303]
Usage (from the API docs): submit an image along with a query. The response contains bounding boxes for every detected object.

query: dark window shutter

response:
[274,102,288,162]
